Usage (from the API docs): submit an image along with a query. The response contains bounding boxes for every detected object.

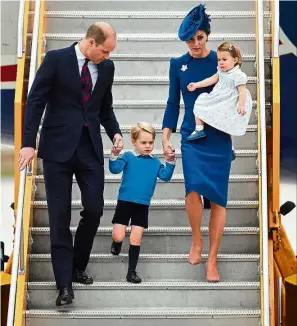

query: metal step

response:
[40,53,271,78]
[110,76,270,101]
[37,149,259,175]
[45,11,271,34]
[27,281,260,309]
[100,125,258,150]
[29,253,260,282]
[26,308,261,326]
[108,100,269,126]
[44,33,272,56]
[34,174,259,201]
[32,199,259,228]
[109,105,268,126]
[30,226,260,254]
[45,0,268,12]
[112,56,271,78]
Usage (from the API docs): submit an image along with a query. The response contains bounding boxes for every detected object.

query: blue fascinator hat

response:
[178,4,211,41]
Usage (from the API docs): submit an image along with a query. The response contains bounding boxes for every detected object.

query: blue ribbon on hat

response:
[178,4,211,41]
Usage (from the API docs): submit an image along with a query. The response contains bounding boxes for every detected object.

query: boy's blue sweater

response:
[109,151,175,205]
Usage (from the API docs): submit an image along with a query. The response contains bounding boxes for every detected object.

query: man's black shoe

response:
[72,269,93,284]
[126,270,142,283]
[56,285,73,308]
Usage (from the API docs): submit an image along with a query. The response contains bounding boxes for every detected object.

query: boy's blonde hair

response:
[217,42,242,67]
[130,122,156,141]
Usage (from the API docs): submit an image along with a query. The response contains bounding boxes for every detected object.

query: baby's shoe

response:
[187,129,207,141]
[126,270,142,283]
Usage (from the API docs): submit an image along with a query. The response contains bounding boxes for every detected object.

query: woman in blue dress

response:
[162,4,232,282]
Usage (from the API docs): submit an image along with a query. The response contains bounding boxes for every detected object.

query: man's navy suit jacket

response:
[22,43,121,164]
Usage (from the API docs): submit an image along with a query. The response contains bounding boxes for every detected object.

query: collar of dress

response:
[183,50,212,63]
[219,65,240,74]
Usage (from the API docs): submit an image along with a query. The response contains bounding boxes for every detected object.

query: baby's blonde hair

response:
[217,42,242,66]
[130,122,156,141]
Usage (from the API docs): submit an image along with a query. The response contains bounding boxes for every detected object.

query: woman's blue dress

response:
[162,51,232,207]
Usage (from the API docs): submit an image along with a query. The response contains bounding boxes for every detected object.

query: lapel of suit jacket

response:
[68,43,86,107]
[89,61,106,101]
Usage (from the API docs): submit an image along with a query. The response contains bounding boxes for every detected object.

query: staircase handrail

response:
[6,1,42,325]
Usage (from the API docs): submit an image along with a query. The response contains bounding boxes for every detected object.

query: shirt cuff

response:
[166,160,176,165]
[109,153,119,161]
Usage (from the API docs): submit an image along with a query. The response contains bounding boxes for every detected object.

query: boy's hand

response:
[166,149,176,162]
[167,152,176,162]
[111,147,121,156]
[187,83,197,92]
[237,104,246,115]
[162,140,175,161]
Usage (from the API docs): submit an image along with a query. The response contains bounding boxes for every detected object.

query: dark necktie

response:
[81,58,92,102]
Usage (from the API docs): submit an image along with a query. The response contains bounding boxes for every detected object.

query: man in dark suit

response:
[18,22,124,308]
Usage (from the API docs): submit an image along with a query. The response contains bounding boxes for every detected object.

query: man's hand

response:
[112,133,124,156]
[162,140,175,161]
[18,147,35,170]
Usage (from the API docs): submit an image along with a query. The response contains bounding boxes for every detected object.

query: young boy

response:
[109,122,176,283]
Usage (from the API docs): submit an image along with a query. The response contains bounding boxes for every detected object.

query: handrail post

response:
[273,0,280,58]
[6,168,27,326]
[17,0,25,58]
[278,277,282,326]
[256,0,270,325]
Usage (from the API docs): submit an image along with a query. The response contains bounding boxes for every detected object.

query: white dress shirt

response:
[75,43,98,90]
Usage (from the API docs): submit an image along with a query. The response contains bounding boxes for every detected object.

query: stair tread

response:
[101,149,258,156]
[35,174,259,181]
[33,199,259,207]
[101,124,258,131]
[30,226,259,234]
[113,76,268,83]
[112,99,268,106]
[28,280,260,289]
[30,253,260,261]
[26,307,261,316]
[44,10,271,18]
[38,124,258,133]
[44,32,272,40]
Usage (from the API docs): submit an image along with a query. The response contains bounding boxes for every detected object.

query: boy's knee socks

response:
[128,244,140,271]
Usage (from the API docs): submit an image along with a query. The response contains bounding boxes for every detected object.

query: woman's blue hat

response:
[178,4,211,41]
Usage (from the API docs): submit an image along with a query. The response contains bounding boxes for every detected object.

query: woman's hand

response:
[162,140,175,161]
[187,82,198,92]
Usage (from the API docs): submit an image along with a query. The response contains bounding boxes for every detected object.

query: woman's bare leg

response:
[206,202,226,281]
[195,116,204,126]
[185,191,203,264]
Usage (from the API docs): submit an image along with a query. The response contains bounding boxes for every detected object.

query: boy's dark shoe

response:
[126,270,142,283]
[111,241,122,256]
